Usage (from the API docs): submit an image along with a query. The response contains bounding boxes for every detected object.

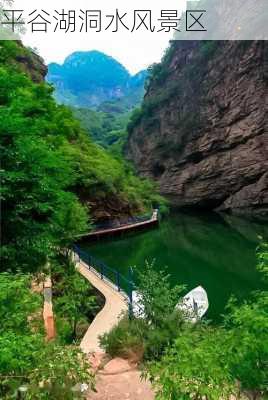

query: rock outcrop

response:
[126,41,268,217]
[15,41,47,83]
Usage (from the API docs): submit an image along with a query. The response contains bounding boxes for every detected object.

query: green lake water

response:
[80,211,268,321]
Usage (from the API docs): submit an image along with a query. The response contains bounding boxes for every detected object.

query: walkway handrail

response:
[76,209,159,240]
[73,245,134,307]
[92,209,158,233]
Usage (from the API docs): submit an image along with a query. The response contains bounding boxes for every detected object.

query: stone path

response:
[87,357,154,400]
[77,261,128,353]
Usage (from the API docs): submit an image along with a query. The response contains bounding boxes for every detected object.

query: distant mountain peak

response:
[47,50,147,109]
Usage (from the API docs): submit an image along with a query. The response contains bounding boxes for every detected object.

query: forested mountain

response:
[126,41,268,217]
[47,51,147,109]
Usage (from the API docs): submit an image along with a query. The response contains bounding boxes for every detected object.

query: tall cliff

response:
[126,41,268,217]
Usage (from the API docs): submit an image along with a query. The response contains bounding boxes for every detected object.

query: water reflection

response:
[81,212,268,321]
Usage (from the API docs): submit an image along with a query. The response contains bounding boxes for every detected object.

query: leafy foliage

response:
[135,261,185,326]
[0,37,164,399]
[100,262,186,361]
[0,272,93,399]
[146,324,237,400]
[99,316,146,359]
[72,106,130,149]
[52,256,100,342]
[0,62,88,271]
[25,343,92,400]
[0,273,41,333]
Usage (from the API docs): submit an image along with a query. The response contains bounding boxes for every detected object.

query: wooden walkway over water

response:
[80,209,159,240]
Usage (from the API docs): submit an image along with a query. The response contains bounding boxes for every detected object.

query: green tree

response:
[0,57,89,271]
[101,262,185,360]
[54,271,98,341]
[135,261,185,326]
[0,37,165,399]
[146,325,237,400]
[0,273,40,333]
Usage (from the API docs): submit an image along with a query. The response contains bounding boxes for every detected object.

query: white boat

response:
[131,286,209,322]
[176,286,209,322]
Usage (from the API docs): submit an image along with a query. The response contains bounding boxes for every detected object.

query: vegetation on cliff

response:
[0,40,163,272]
[72,106,129,151]
[127,41,218,137]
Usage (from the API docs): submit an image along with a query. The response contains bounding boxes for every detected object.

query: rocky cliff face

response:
[15,41,47,83]
[126,41,268,217]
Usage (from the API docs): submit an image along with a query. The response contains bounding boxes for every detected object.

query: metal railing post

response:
[70,247,135,300]
[76,246,81,263]
[128,281,133,320]
[116,271,120,292]
[128,267,134,319]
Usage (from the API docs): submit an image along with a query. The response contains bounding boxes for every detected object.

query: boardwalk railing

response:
[73,244,134,306]
[78,209,159,240]
[94,213,153,231]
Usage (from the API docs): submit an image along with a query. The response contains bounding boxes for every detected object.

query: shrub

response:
[145,324,238,400]
[135,261,185,327]
[0,272,94,399]
[127,107,144,134]
[100,262,186,361]
[100,315,146,360]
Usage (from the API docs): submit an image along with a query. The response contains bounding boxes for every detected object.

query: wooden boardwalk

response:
[79,210,159,240]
